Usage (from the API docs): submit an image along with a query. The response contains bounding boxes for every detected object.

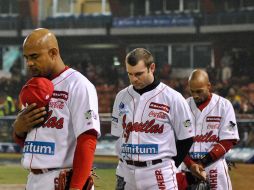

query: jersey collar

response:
[133,78,160,95]
[50,66,69,80]
[197,94,212,111]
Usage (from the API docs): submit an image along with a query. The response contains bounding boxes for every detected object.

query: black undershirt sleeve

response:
[172,137,193,167]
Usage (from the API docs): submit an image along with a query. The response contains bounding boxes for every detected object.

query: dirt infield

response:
[230,163,254,190]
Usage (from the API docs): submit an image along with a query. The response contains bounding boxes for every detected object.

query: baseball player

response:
[181,69,239,190]
[12,28,100,190]
[111,48,194,190]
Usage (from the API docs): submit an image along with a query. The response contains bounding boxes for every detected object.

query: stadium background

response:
[0,0,254,189]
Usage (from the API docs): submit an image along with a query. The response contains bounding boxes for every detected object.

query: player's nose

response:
[129,75,138,83]
[192,94,200,100]
[26,59,35,67]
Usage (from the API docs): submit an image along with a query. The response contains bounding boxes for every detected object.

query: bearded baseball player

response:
[111,48,195,190]
[12,28,100,190]
[181,69,239,190]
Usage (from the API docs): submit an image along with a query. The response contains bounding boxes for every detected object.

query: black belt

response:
[120,159,162,167]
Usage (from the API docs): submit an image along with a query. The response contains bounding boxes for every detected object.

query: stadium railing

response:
[0,114,254,160]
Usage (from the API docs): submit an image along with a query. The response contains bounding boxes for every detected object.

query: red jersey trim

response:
[50,66,69,80]
[198,94,212,111]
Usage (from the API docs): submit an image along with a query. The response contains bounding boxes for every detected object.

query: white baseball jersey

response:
[21,68,101,169]
[186,93,239,159]
[111,82,194,162]
[186,93,239,190]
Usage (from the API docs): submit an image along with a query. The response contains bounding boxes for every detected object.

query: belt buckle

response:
[146,160,153,167]
[41,169,49,173]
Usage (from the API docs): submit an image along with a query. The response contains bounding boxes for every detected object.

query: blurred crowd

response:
[0,50,254,116]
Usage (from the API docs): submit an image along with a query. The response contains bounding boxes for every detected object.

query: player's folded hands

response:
[189,163,207,181]
[13,103,47,136]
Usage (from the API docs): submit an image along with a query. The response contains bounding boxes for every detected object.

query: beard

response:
[194,95,210,107]
[27,68,40,77]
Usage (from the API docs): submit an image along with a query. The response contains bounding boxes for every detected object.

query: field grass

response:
[0,154,254,190]
[0,165,116,189]
[0,165,29,184]
[0,154,117,189]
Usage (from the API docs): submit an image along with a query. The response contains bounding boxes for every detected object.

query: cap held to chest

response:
[19,77,54,108]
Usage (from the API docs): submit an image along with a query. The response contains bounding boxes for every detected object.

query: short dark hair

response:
[125,48,154,68]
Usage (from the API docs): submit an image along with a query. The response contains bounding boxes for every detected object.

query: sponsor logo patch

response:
[121,144,158,155]
[23,141,55,155]
[148,111,167,119]
[52,91,68,101]
[85,110,97,120]
[228,121,236,131]
[112,116,118,123]
[183,119,191,127]
[189,152,208,159]
[49,100,64,109]
[149,102,170,113]
[207,123,220,130]
[229,121,236,128]
[119,102,129,116]
[206,116,221,123]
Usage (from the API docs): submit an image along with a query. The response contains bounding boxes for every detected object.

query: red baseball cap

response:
[20,77,54,108]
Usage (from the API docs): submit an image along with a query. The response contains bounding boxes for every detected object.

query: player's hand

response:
[189,163,207,181]
[69,188,80,190]
[13,103,47,137]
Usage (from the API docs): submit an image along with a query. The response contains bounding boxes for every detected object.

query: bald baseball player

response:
[111,48,194,190]
[12,28,100,190]
[182,69,239,190]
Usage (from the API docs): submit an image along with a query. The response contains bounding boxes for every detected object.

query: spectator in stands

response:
[206,64,217,84]
[220,51,233,83]
[85,62,97,83]
[239,97,254,114]
[226,87,241,113]
[0,87,16,116]
[159,63,171,81]
[10,58,23,81]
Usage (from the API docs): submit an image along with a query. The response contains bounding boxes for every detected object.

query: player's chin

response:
[133,85,142,89]
[194,99,202,104]
[27,69,42,77]
[133,83,144,89]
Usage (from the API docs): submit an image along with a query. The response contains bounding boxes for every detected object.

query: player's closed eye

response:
[134,72,145,77]
[30,54,39,60]
[24,54,39,62]
[128,69,147,78]
[190,89,204,94]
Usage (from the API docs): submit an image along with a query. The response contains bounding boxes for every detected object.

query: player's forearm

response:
[183,154,196,168]
[173,137,193,167]
[200,139,237,167]
[12,131,26,147]
[70,132,97,189]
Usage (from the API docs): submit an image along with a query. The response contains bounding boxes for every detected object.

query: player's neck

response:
[134,78,160,95]
[49,65,69,80]
[197,94,212,111]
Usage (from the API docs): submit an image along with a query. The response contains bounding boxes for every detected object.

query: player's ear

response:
[150,63,155,73]
[48,48,58,60]
[207,82,212,91]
